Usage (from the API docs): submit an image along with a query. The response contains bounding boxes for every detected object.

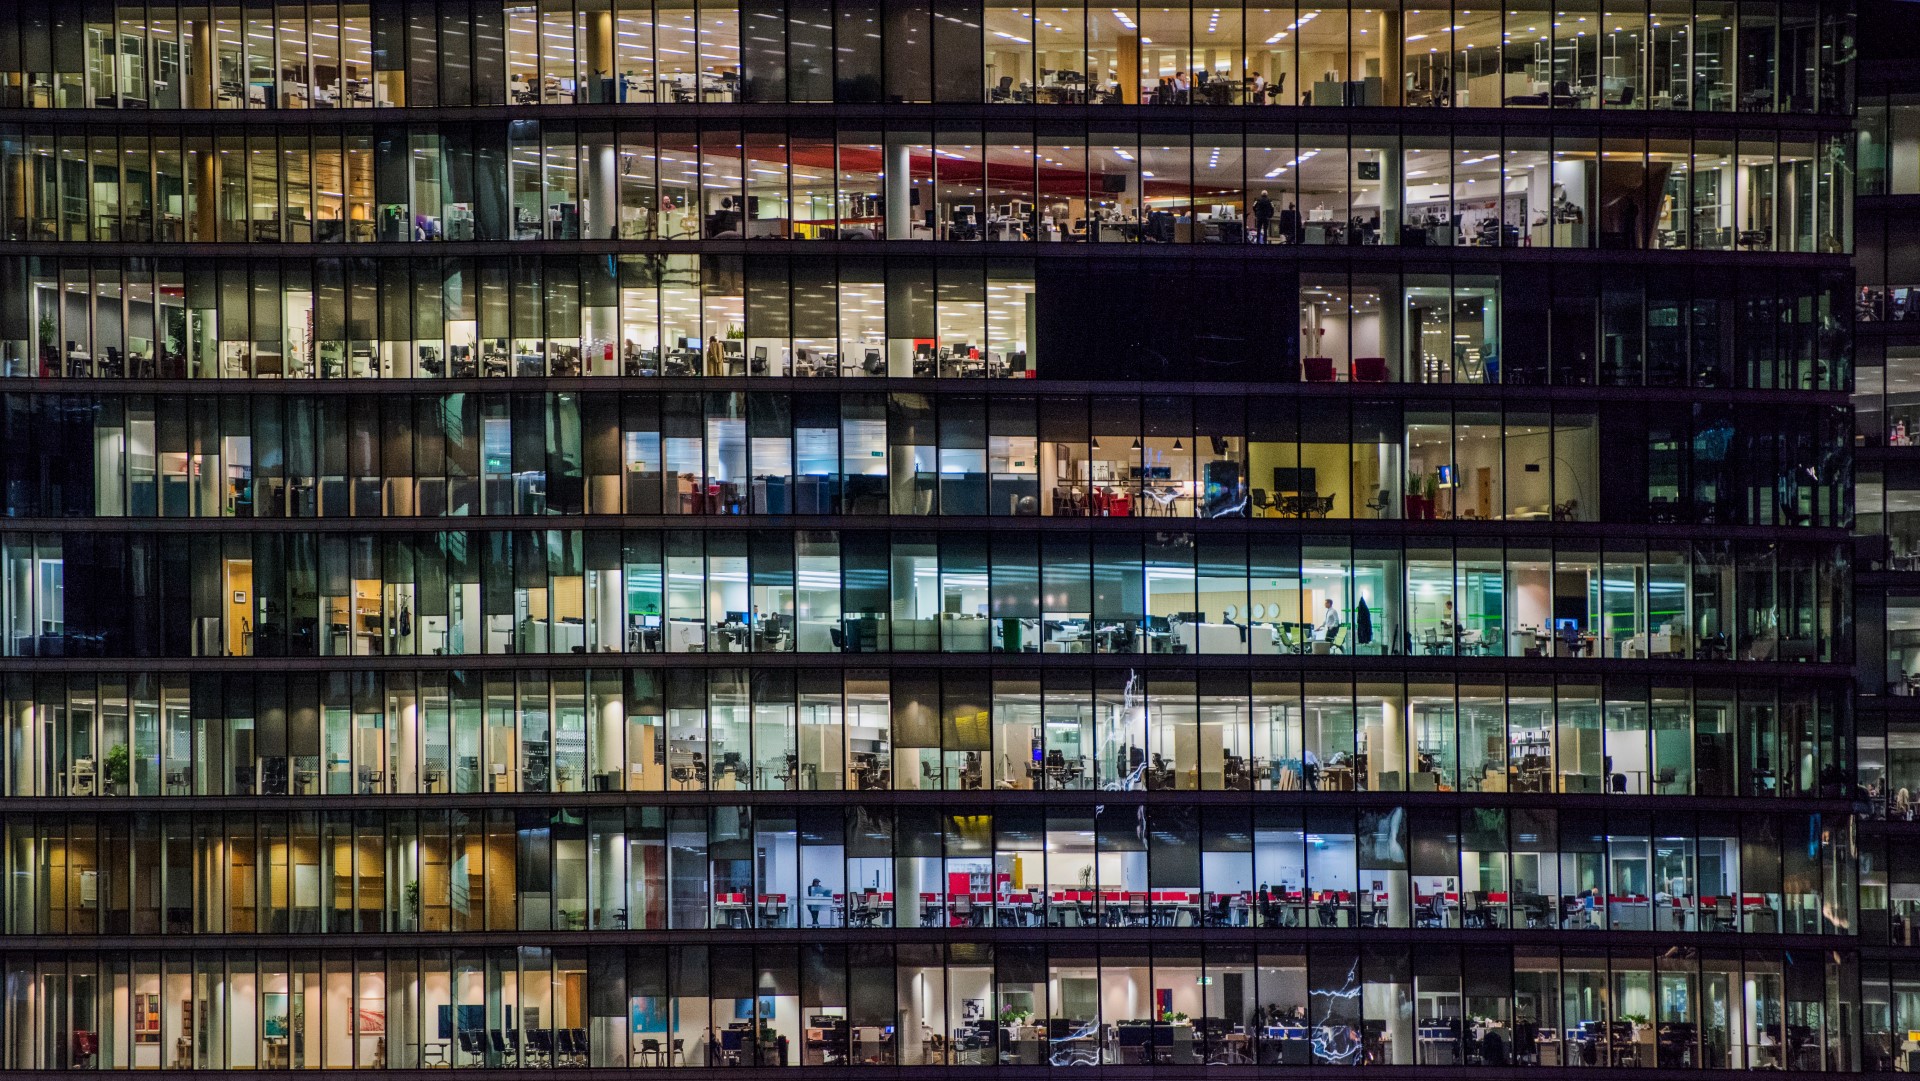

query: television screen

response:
[1273,467,1317,493]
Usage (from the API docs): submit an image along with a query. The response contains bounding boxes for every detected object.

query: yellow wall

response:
[226,560,253,657]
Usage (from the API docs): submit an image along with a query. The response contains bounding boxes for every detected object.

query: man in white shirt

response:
[1318,599,1343,640]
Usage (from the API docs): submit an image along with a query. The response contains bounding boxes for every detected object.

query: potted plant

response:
[103,744,130,796]
[1405,472,1432,520]
[404,879,421,931]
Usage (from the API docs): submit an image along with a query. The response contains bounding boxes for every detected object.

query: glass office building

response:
[1850,4,1920,1070]
[0,0,1879,1074]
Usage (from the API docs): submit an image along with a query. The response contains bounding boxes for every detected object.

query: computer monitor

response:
[640,615,661,628]
[753,346,768,361]
[726,610,751,624]
[1554,617,1580,634]
[954,204,975,218]
[680,336,701,351]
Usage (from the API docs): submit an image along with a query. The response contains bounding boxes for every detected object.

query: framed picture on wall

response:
[630,997,667,1033]
[358,1007,385,1036]
[263,994,289,1039]
[133,993,161,1043]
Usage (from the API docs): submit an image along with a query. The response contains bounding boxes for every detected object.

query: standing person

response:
[1252,189,1275,243]
[705,335,725,376]
[1279,200,1302,245]
[806,878,832,927]
[1318,598,1342,640]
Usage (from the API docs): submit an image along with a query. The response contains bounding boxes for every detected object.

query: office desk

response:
[1319,764,1356,790]
[1302,221,1341,245]
[665,620,706,653]
[1174,622,1245,654]
[983,218,1025,242]
[1621,631,1681,658]
[713,896,755,927]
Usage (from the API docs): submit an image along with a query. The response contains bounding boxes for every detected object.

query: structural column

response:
[884,139,912,240]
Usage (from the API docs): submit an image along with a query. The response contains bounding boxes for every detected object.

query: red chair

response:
[1350,356,1388,382]
[1303,356,1337,382]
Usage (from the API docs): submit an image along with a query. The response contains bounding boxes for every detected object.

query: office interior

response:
[0,121,1844,255]
[22,0,1850,117]
[0,939,1839,1070]
[0,664,1843,801]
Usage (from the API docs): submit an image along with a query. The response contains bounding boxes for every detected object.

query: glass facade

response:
[0,0,1892,1075]
[1850,8,1920,1072]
